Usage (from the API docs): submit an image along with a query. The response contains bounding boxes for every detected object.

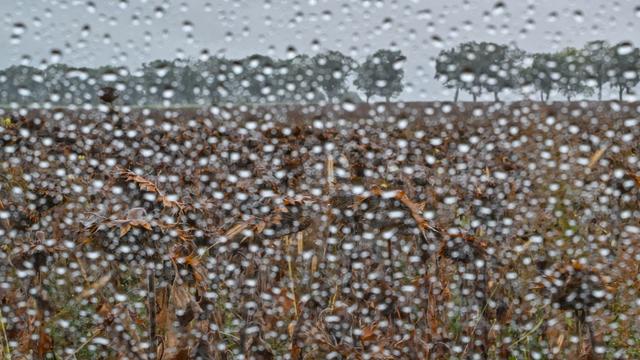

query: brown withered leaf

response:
[226,222,250,239]
[278,288,295,314]
[184,256,207,285]
[121,171,159,193]
[627,171,640,188]
[37,327,53,358]
[171,277,193,312]
[254,220,266,234]
[290,343,301,360]
[120,168,188,212]
[361,323,378,342]
[588,146,607,168]
[175,228,193,242]
[97,302,112,318]
[130,219,153,231]
[80,273,112,299]
[120,224,132,237]
[160,194,186,212]
[394,190,439,232]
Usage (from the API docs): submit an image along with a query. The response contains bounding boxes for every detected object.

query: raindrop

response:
[573,10,584,23]
[382,17,393,30]
[86,1,96,13]
[342,101,356,112]
[101,73,118,82]
[12,23,27,35]
[311,39,321,51]
[17,88,31,97]
[431,35,444,48]
[460,71,475,83]
[232,62,243,74]
[154,6,165,18]
[393,57,405,70]
[162,88,175,99]
[50,49,62,63]
[492,1,506,16]
[72,23,87,37]
[617,42,634,55]
[182,21,194,33]
[286,46,298,59]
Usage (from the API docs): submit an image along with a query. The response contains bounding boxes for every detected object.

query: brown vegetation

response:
[1,101,639,359]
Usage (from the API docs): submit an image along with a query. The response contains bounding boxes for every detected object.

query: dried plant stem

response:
[326,153,334,194]
[0,310,11,360]
[287,254,299,319]
[65,328,102,360]
[148,266,157,359]
[511,317,545,347]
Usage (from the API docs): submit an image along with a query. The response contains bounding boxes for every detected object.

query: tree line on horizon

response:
[0,49,406,107]
[2,40,637,107]
[435,40,640,102]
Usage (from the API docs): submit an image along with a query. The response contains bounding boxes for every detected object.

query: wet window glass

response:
[1,1,639,359]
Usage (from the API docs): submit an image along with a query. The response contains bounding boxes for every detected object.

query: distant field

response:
[3,100,639,128]
[1,101,639,359]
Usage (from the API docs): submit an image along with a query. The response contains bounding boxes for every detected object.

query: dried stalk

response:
[0,309,11,360]
[286,235,299,319]
[148,266,157,359]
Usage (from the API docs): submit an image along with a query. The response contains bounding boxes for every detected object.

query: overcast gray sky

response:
[2,0,638,100]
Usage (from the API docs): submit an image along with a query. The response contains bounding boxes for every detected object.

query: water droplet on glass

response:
[382,17,393,30]
[460,71,475,83]
[154,6,165,18]
[342,101,356,112]
[12,23,27,35]
[286,46,298,59]
[50,49,62,63]
[573,10,584,23]
[617,42,634,55]
[492,1,506,16]
[182,21,194,33]
[86,1,96,13]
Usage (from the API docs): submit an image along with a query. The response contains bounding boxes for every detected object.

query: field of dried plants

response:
[1,101,640,359]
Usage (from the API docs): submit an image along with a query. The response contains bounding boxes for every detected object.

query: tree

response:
[279,55,325,103]
[609,42,640,101]
[312,51,356,102]
[140,60,178,105]
[435,42,483,102]
[196,56,231,104]
[1,65,45,105]
[435,47,465,102]
[172,60,200,105]
[239,54,276,103]
[481,43,524,102]
[521,53,559,102]
[435,42,521,102]
[582,40,612,100]
[43,64,72,104]
[555,47,593,101]
[354,49,406,102]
